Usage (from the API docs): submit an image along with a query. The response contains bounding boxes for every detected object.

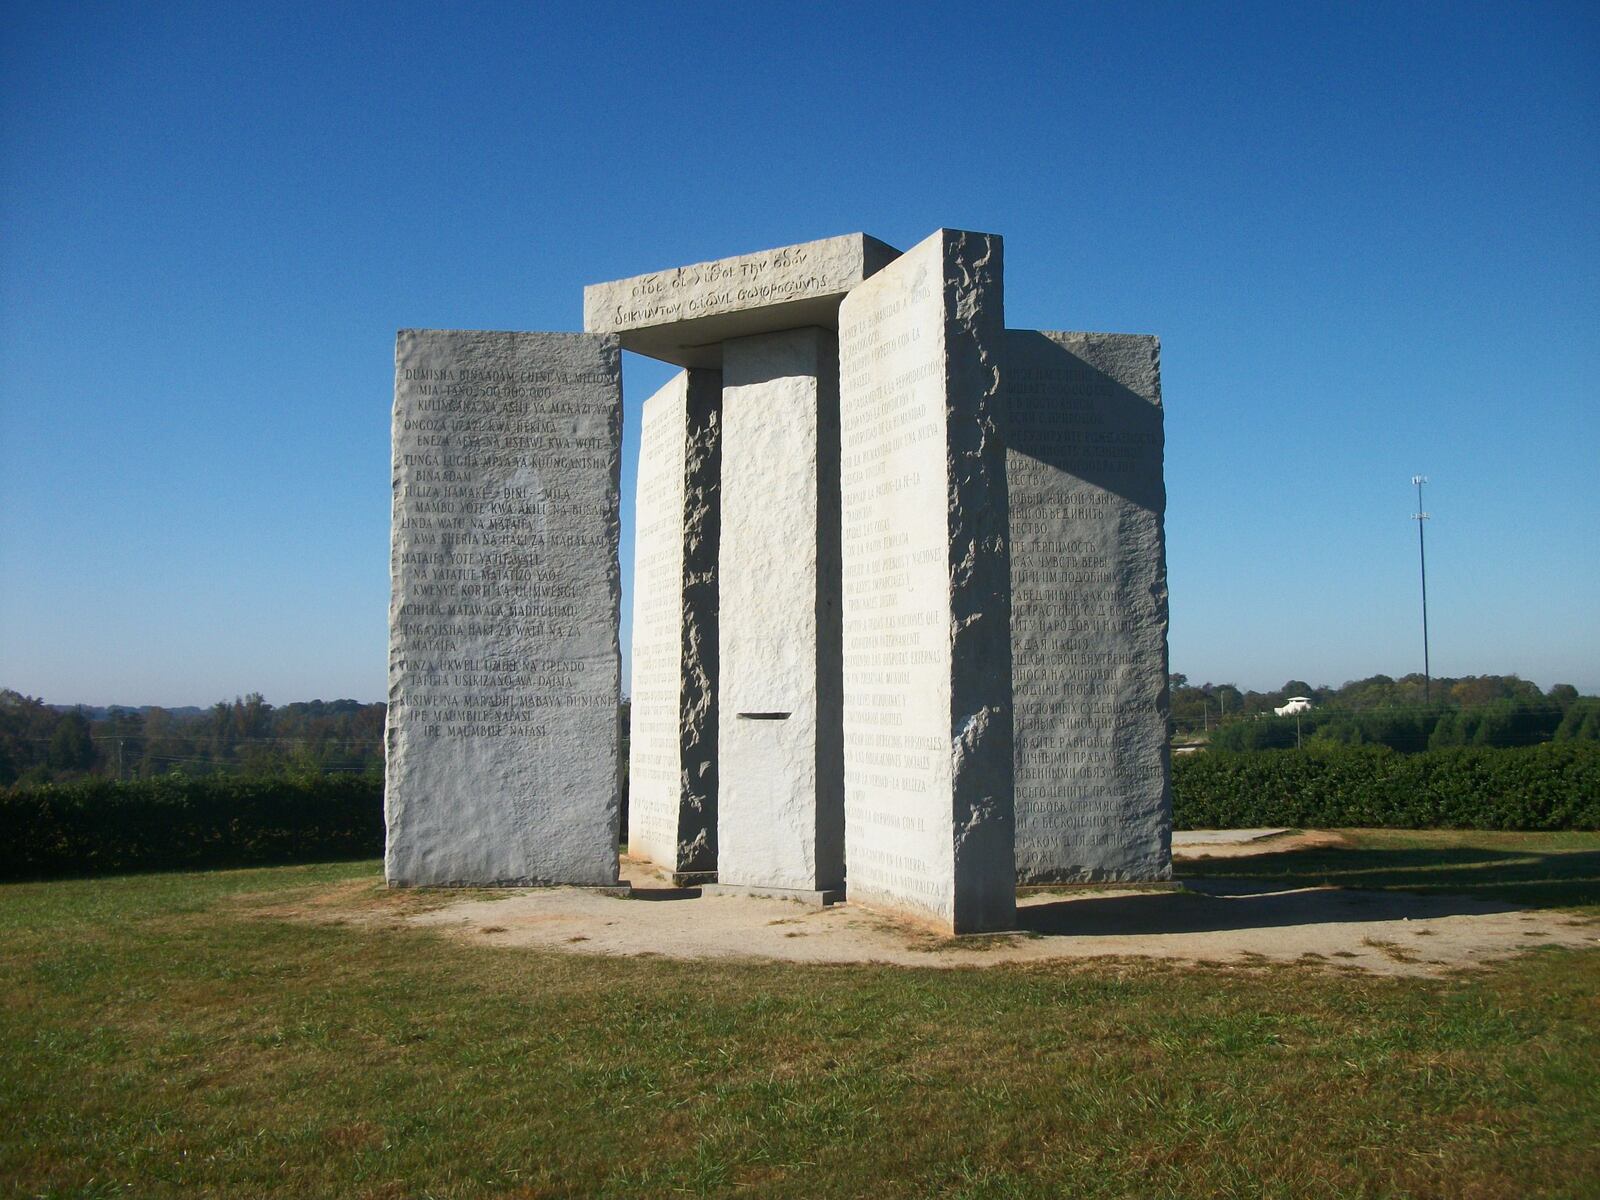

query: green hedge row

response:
[2,744,1593,882]
[0,774,384,881]
[1173,742,1600,831]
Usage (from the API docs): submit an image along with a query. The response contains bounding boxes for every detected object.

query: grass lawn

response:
[2,830,1597,1199]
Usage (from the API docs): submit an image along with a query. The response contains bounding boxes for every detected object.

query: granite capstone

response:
[584,234,899,368]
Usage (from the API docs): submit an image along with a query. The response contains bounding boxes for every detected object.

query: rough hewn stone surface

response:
[1004,330,1171,882]
[837,229,1016,933]
[627,369,720,879]
[386,329,621,886]
[584,234,899,368]
[717,329,845,893]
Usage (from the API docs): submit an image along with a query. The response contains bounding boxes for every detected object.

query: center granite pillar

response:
[715,329,845,897]
[587,234,900,889]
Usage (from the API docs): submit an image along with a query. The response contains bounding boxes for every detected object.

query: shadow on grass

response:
[1016,881,1529,938]
[0,850,382,886]
[1015,839,1600,938]
[1179,845,1600,909]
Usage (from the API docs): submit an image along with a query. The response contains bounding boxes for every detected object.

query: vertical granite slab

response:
[627,369,721,880]
[386,329,621,886]
[837,229,1016,933]
[717,329,844,894]
[1004,331,1171,882]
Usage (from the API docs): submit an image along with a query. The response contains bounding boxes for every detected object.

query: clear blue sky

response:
[2,1,1596,706]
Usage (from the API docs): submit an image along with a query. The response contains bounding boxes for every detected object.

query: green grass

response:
[2,833,1598,1198]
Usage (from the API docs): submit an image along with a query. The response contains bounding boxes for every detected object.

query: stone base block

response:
[672,871,719,888]
[385,882,634,896]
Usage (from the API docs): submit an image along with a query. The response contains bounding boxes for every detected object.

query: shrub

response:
[0,774,383,881]
[1555,698,1600,742]
[1307,709,1442,752]
[1209,716,1303,752]
[1428,699,1563,749]
[5,745,1592,880]
[1173,742,1600,831]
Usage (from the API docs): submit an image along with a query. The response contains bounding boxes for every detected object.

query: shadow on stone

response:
[1003,331,1164,514]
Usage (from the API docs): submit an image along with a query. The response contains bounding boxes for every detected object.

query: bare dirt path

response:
[1171,827,1345,858]
[387,834,1600,978]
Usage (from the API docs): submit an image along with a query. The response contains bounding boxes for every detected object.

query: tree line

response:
[0,691,386,787]
[5,670,1595,785]
[1171,673,1599,752]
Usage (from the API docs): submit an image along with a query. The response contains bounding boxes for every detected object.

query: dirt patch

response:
[238,876,505,926]
[258,843,1599,979]
[389,854,1598,978]
[1172,829,1348,860]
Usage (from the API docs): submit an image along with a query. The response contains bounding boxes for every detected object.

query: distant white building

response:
[1274,696,1313,717]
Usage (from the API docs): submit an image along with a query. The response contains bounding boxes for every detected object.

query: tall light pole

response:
[1412,475,1431,705]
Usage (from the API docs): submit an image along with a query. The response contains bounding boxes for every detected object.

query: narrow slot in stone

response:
[736,712,791,721]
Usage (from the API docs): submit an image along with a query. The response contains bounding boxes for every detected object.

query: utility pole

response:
[1413,475,1431,705]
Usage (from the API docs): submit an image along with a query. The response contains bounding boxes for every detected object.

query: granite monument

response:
[385,230,1172,935]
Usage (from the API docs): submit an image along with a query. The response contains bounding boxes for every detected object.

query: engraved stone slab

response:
[1004,331,1171,882]
[837,229,1016,933]
[386,329,621,886]
[584,234,900,368]
[627,369,721,879]
[717,329,845,893]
